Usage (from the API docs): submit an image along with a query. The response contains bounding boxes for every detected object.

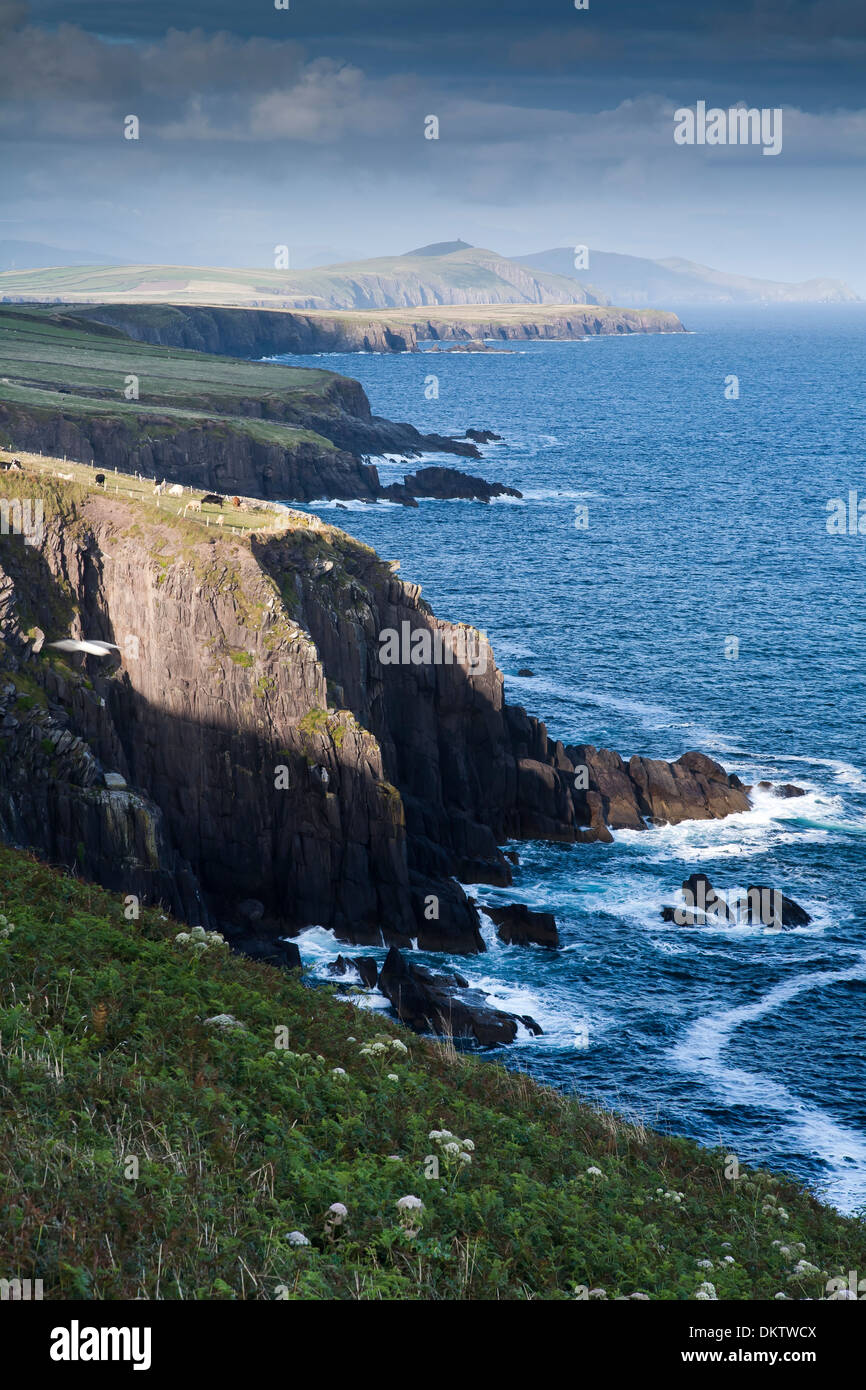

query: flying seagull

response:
[47,639,121,658]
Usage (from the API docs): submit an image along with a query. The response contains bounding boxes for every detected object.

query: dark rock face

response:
[230,935,302,970]
[0,484,755,961]
[742,886,812,928]
[465,429,503,443]
[72,304,421,357]
[0,398,485,505]
[378,946,542,1044]
[567,745,750,830]
[328,954,380,987]
[484,903,559,948]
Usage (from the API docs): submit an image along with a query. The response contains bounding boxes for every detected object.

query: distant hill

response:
[515,247,860,306]
[0,245,606,310]
[0,240,120,271]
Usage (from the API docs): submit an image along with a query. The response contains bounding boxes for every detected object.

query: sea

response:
[267,305,866,1213]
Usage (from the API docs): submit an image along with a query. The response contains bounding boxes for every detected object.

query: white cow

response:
[168,483,184,497]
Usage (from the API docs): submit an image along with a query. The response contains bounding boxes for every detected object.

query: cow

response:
[95,474,106,487]
[183,499,202,515]
[168,483,184,497]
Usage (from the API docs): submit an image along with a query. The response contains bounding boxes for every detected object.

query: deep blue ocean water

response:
[270,307,866,1211]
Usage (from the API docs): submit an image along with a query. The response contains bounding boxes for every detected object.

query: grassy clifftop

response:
[0,843,862,1301]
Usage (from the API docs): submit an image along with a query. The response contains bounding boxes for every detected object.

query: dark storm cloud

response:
[3,1,865,288]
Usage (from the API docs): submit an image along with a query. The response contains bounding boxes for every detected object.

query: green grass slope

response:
[0,245,602,310]
[0,304,361,455]
[0,844,862,1301]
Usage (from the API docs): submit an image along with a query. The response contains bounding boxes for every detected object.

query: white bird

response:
[47,639,121,657]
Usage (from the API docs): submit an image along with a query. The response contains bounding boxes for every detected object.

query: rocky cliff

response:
[70,302,685,357]
[0,470,751,957]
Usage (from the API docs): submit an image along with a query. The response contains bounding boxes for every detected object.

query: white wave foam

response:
[671,952,866,1213]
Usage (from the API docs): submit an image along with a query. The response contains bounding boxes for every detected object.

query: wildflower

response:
[174,932,191,944]
[458,1152,472,1164]
[331,1067,346,1075]
[286,1231,310,1247]
[396,1194,424,1237]
[586,1166,604,1178]
[722,1256,735,1265]
[346,1036,357,1043]
[696,1259,714,1270]
[390,1039,409,1055]
[443,1142,461,1157]
[789,1260,822,1279]
[324,1201,348,1240]
[695,1282,717,1301]
[461,1139,475,1152]
[386,1072,399,1081]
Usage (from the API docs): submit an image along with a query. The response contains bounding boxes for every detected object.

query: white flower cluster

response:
[761,1193,789,1221]
[429,1130,474,1165]
[656,1187,685,1204]
[286,1230,310,1247]
[175,926,227,952]
[772,1240,806,1257]
[695,1282,717,1301]
[586,1166,604,1178]
[265,1049,324,1070]
[395,1193,425,1236]
[359,1035,409,1060]
[324,1201,348,1239]
[0,913,15,940]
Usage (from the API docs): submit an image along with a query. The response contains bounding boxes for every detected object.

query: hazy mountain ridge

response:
[515,247,860,305]
[0,245,605,311]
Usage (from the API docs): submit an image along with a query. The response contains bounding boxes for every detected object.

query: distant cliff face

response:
[0,476,748,955]
[72,305,419,356]
[70,302,685,359]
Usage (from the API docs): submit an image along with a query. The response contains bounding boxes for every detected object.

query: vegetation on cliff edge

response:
[0,844,862,1301]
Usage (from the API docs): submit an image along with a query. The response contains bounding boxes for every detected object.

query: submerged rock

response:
[465,429,503,443]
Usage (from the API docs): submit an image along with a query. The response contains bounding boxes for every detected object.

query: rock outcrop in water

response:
[383,466,521,505]
[484,903,560,948]
[378,946,542,1044]
[566,745,750,830]
[660,873,812,928]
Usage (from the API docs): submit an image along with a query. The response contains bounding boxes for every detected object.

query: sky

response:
[2,0,865,289]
